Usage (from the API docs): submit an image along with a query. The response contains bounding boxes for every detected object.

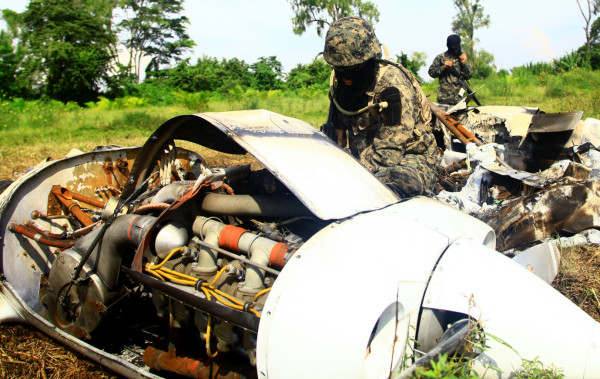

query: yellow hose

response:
[210,265,230,286]
[253,287,271,302]
[205,315,218,358]
[145,257,264,318]
[147,247,184,270]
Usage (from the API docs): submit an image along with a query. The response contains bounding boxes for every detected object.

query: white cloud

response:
[515,27,556,62]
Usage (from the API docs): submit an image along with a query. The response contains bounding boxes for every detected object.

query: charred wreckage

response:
[0,106,599,378]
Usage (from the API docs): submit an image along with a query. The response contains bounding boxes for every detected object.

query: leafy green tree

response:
[285,58,331,90]
[117,0,195,80]
[144,56,252,93]
[395,51,427,82]
[590,17,600,69]
[0,30,20,96]
[251,56,284,91]
[19,0,116,103]
[451,0,491,67]
[472,48,496,78]
[220,57,253,92]
[289,0,380,36]
[576,7,600,70]
[0,10,23,97]
[577,0,599,58]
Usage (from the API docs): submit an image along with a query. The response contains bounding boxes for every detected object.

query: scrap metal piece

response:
[517,111,585,171]
[484,179,600,251]
[511,241,561,284]
[526,111,584,134]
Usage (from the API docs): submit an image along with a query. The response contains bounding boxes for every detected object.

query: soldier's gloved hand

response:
[335,129,347,148]
[320,121,336,141]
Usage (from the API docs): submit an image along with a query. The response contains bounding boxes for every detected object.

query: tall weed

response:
[174,90,211,112]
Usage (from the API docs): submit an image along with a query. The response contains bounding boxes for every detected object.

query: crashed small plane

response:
[433,101,600,252]
[0,108,598,378]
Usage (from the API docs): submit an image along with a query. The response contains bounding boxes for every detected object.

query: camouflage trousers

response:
[372,154,438,198]
[348,128,439,198]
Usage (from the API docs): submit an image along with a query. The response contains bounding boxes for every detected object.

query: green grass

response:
[1,69,599,179]
[446,68,600,118]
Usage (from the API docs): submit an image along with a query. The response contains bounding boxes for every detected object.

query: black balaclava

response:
[446,34,462,57]
[334,59,378,112]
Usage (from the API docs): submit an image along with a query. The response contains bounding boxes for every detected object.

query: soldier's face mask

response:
[449,45,462,56]
[334,59,376,86]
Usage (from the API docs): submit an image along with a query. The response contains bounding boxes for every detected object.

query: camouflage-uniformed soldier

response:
[323,16,438,198]
[428,34,473,105]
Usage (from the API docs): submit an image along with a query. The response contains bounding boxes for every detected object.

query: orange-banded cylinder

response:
[192,216,294,294]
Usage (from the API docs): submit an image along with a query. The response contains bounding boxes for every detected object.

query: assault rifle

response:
[447,65,482,106]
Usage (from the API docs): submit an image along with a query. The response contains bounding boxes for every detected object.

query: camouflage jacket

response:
[330,60,438,179]
[428,51,473,105]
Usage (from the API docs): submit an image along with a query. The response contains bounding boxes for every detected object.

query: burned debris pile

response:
[433,102,600,253]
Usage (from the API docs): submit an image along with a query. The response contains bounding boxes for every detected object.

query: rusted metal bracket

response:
[50,185,96,227]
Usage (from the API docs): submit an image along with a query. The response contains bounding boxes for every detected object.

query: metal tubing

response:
[134,202,170,215]
[192,217,281,276]
[143,345,250,379]
[70,214,157,288]
[151,181,195,204]
[198,193,311,218]
[8,223,75,249]
[68,190,106,209]
[51,185,95,227]
[24,220,67,239]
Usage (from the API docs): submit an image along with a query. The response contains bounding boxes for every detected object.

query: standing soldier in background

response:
[428,34,473,105]
[322,16,438,198]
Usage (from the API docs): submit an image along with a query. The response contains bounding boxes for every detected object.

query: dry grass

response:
[0,324,119,379]
[553,244,600,322]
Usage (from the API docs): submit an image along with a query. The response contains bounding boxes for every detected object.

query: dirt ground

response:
[553,243,600,322]
[0,324,119,379]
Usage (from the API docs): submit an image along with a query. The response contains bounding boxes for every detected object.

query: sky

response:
[0,0,590,81]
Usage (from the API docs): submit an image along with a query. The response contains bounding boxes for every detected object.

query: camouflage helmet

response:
[323,16,382,67]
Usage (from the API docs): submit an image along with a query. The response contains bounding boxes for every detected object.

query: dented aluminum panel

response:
[197,110,400,220]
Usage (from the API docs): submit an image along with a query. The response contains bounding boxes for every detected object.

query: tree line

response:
[1,0,599,105]
[1,0,195,103]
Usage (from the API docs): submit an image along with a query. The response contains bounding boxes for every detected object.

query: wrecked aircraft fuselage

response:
[434,101,600,252]
[0,109,599,378]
